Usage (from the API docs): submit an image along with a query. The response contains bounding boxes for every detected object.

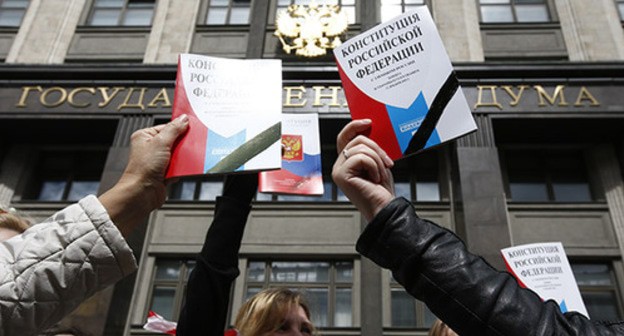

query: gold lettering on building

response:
[147,88,172,108]
[118,87,147,111]
[474,85,503,110]
[16,86,42,107]
[534,85,568,107]
[40,87,68,108]
[312,86,342,107]
[574,86,600,107]
[68,87,96,108]
[98,87,124,108]
[283,86,307,107]
[500,85,529,107]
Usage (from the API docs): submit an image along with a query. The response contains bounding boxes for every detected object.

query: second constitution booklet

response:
[167,54,282,178]
[334,6,476,161]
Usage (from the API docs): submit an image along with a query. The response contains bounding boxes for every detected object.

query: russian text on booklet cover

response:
[334,6,477,161]
[166,54,282,178]
[501,242,589,318]
[259,113,324,196]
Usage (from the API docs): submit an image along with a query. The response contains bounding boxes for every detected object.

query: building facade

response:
[1,0,624,335]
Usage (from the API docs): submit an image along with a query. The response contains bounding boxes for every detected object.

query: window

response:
[617,0,624,20]
[572,263,622,321]
[389,273,437,328]
[148,259,196,321]
[380,0,425,22]
[23,149,106,201]
[479,0,550,23]
[275,0,356,24]
[168,176,224,201]
[503,149,593,203]
[0,0,28,27]
[205,0,252,25]
[245,260,354,327]
[392,149,441,202]
[87,0,155,26]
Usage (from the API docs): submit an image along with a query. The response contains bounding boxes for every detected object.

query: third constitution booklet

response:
[166,54,282,178]
[259,113,324,196]
[334,6,476,161]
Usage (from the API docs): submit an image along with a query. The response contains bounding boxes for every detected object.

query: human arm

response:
[332,121,624,336]
[176,173,258,336]
[0,116,189,335]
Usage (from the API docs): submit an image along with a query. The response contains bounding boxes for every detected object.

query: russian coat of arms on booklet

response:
[334,6,477,160]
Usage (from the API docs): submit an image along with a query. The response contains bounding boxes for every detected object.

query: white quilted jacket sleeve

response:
[0,195,138,336]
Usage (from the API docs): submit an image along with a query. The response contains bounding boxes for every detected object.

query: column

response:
[454,115,511,270]
[6,0,86,64]
[144,0,201,64]
[555,0,624,61]
[432,0,485,62]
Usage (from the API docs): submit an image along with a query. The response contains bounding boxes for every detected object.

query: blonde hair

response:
[234,288,317,336]
[428,319,455,336]
[0,211,30,235]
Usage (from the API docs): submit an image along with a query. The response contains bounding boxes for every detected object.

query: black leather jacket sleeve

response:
[356,197,624,336]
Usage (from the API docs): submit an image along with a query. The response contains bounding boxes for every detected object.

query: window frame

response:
[383,270,437,329]
[243,259,356,328]
[198,0,255,26]
[477,0,558,24]
[378,0,431,23]
[500,146,598,203]
[85,0,156,27]
[147,258,196,322]
[617,0,624,21]
[0,0,29,27]
[268,0,359,26]
[571,261,624,321]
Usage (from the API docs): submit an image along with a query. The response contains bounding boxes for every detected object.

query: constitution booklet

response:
[501,242,589,318]
[334,6,476,161]
[166,54,282,178]
[259,113,324,196]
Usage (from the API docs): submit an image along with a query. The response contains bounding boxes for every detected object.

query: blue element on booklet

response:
[386,92,441,152]
[559,300,568,313]
[282,153,322,177]
[204,129,246,172]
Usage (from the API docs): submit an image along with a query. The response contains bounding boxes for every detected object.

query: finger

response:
[158,114,190,146]
[345,143,387,183]
[349,153,381,183]
[343,134,394,168]
[336,119,372,154]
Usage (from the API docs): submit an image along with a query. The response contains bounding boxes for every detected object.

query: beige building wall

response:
[144,0,201,64]
[432,0,484,62]
[6,0,86,64]
[555,0,624,61]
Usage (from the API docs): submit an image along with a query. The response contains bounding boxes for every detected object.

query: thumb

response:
[159,114,189,146]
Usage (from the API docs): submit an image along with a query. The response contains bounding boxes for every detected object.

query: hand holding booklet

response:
[334,6,477,160]
[166,54,282,178]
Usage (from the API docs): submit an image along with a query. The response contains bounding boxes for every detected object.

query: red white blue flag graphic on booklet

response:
[167,54,282,178]
[334,6,476,161]
[259,113,324,196]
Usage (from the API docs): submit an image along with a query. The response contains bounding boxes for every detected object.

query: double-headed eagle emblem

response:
[274,1,349,57]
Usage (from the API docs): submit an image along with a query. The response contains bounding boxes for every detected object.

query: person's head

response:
[0,207,30,242]
[428,319,458,336]
[234,287,316,336]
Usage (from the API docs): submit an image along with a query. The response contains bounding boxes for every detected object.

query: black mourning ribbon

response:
[403,72,459,156]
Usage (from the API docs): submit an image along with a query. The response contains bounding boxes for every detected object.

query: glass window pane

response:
[93,0,124,8]
[342,0,355,5]
[582,292,620,321]
[552,182,591,202]
[206,7,227,24]
[391,289,417,327]
[480,0,510,3]
[306,288,329,327]
[90,8,121,25]
[185,260,196,280]
[423,303,438,328]
[1,0,29,8]
[255,191,273,202]
[481,5,514,22]
[67,181,100,201]
[199,181,222,201]
[150,287,176,320]
[38,181,66,201]
[516,5,549,22]
[156,260,182,280]
[334,288,352,327]
[229,7,250,24]
[510,182,549,201]
[335,262,353,282]
[572,264,613,286]
[211,0,230,5]
[247,261,266,282]
[619,4,624,20]
[123,8,153,25]
[416,182,440,201]
[381,0,401,4]
[271,262,330,282]
[277,0,291,6]
[394,182,411,200]
[343,6,355,24]
[0,9,23,26]
[277,194,318,202]
[171,181,196,200]
[381,4,402,22]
